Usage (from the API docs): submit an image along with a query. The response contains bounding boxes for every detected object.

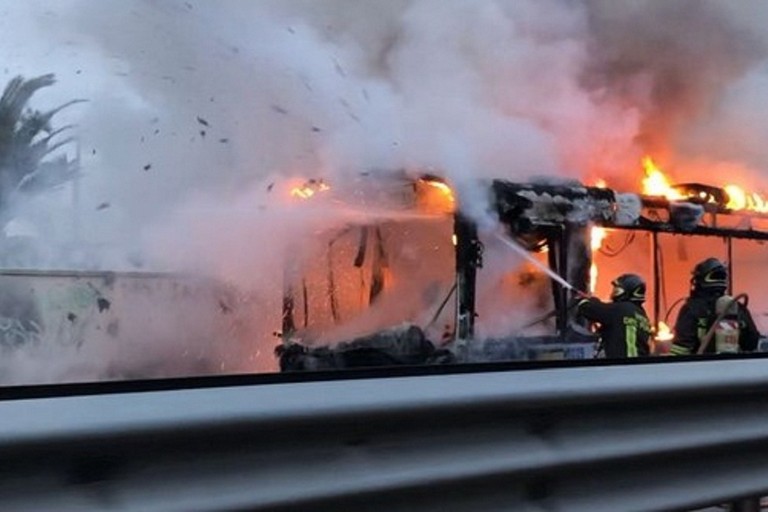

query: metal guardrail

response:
[2,359,768,511]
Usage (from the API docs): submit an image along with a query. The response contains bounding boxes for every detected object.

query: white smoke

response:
[8,0,768,250]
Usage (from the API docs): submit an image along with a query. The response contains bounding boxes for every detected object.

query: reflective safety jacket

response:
[577,298,651,358]
[670,292,760,356]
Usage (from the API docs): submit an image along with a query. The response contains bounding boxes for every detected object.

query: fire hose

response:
[517,295,588,331]
[696,293,749,355]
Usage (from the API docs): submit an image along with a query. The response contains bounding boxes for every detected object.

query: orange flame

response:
[641,157,683,200]
[590,180,611,293]
[651,321,675,355]
[415,177,456,214]
[290,179,330,199]
[655,321,674,342]
[724,184,768,213]
[589,226,607,293]
[641,156,768,213]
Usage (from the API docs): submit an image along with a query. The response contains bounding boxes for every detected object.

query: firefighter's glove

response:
[569,295,591,311]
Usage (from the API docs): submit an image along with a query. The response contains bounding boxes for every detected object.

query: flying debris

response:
[97,298,111,313]
[196,116,209,127]
[266,182,274,192]
[96,202,110,211]
[333,58,347,78]
[219,138,229,144]
[200,130,206,138]
[143,164,152,171]
[270,104,288,115]
[311,126,322,133]
[218,299,232,314]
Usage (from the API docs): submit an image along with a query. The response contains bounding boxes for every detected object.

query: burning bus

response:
[276,162,768,371]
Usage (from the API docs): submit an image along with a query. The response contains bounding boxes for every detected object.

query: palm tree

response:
[0,74,84,226]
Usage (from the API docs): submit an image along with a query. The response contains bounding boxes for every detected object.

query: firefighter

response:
[576,273,652,358]
[670,258,760,356]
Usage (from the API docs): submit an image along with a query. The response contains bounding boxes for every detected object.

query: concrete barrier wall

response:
[0,270,263,385]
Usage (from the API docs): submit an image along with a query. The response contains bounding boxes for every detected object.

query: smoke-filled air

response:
[0,0,767,383]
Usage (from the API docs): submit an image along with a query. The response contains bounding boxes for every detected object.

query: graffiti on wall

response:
[0,277,44,350]
[0,316,43,348]
[0,271,276,383]
[0,272,117,352]
[41,280,113,349]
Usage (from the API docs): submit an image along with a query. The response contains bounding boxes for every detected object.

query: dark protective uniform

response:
[578,298,651,358]
[670,290,760,355]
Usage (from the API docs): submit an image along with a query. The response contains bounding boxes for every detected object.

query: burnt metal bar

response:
[327,249,340,323]
[565,224,590,330]
[641,193,768,221]
[454,213,481,340]
[353,226,369,268]
[491,180,616,233]
[282,285,296,340]
[599,221,768,242]
[726,237,734,295]
[651,231,661,329]
[557,228,570,334]
[368,227,388,306]
[546,233,563,333]
[491,180,616,203]
[282,243,299,339]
